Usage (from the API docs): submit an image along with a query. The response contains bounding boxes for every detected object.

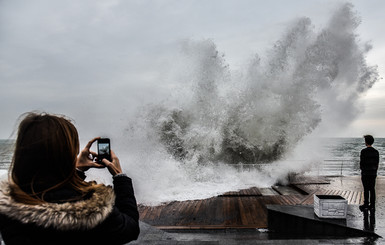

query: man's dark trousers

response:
[362,174,376,207]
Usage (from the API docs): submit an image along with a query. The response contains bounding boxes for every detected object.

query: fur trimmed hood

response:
[0,181,115,231]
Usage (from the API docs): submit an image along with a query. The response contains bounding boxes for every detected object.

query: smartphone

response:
[97,138,111,163]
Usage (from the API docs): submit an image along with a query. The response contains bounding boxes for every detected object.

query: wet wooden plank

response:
[289,175,330,185]
[259,187,279,195]
[248,197,261,225]
[237,197,248,225]
[140,206,152,220]
[223,197,231,225]
[298,189,319,205]
[178,200,196,226]
[279,196,291,205]
[346,191,354,204]
[351,191,358,204]
[138,205,148,219]
[176,201,190,224]
[256,197,268,224]
[138,176,383,230]
[245,197,258,225]
[358,192,364,204]
[220,187,262,197]
[192,199,203,218]
[250,187,261,195]
[140,194,275,229]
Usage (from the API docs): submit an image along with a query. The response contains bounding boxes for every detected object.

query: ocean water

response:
[311,137,385,176]
[0,139,13,172]
[1,137,384,175]
[1,137,384,204]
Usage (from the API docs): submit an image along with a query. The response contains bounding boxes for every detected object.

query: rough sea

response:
[1,137,384,176]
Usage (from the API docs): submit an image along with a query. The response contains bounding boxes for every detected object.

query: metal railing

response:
[0,159,368,176]
[222,159,360,176]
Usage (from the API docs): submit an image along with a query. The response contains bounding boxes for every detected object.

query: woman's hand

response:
[76,137,105,171]
[102,150,123,176]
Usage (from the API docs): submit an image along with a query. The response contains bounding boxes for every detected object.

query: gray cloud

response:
[0,0,384,138]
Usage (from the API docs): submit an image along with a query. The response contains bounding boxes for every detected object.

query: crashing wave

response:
[138,3,378,164]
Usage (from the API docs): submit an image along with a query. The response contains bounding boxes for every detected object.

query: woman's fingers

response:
[89,151,98,160]
[102,153,123,176]
[84,137,100,151]
[79,138,123,176]
[76,137,102,171]
[92,162,105,168]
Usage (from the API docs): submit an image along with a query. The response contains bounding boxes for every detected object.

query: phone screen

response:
[97,138,111,163]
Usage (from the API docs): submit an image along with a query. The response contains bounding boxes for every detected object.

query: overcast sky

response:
[0,0,384,140]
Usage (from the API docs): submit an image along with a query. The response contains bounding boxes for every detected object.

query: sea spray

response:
[145,4,377,165]
[121,3,378,204]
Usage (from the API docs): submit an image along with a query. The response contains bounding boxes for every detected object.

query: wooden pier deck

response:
[138,176,380,230]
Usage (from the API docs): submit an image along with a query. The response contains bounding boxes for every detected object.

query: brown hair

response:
[9,112,95,204]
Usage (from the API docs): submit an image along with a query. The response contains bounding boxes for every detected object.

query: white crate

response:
[314,195,347,219]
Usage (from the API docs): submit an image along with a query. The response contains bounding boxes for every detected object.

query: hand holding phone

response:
[77,137,122,176]
[76,137,104,171]
[97,138,112,163]
[102,150,123,176]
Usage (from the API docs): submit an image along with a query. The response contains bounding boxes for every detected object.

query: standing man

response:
[359,135,379,212]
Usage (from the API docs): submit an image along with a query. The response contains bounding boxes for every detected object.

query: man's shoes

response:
[359,205,369,212]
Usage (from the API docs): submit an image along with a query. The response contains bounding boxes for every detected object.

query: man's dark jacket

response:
[360,147,379,175]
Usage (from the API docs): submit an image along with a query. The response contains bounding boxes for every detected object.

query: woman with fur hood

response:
[0,113,140,245]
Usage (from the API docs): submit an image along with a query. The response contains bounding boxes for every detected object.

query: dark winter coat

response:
[360,147,379,176]
[0,175,140,245]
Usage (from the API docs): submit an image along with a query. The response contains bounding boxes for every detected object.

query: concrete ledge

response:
[267,205,380,238]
